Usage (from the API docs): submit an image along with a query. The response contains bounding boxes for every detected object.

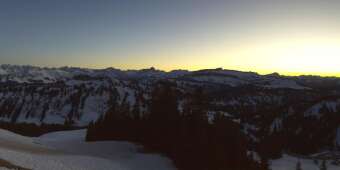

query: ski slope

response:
[0,129,176,170]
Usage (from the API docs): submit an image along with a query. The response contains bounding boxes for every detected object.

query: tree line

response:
[86,81,266,170]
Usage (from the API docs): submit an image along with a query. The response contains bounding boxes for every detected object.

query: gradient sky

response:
[1,0,340,76]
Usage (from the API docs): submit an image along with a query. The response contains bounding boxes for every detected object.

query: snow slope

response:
[264,79,307,90]
[0,129,176,170]
[37,130,175,170]
[271,154,339,170]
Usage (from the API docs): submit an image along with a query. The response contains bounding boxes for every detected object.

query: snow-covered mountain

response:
[0,65,339,142]
[0,64,339,126]
[0,65,311,88]
[1,65,340,168]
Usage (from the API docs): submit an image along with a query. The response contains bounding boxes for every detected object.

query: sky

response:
[1,0,340,76]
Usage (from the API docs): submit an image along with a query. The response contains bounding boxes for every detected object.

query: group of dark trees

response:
[86,81,265,170]
[255,102,340,158]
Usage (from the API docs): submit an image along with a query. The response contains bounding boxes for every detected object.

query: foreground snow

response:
[0,129,176,170]
[271,154,339,170]
[3,128,339,170]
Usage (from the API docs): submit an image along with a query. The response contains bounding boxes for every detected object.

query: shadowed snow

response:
[0,129,176,170]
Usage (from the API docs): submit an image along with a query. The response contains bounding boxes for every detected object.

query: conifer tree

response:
[148,81,180,150]
[259,157,270,170]
[320,160,327,170]
[296,160,302,170]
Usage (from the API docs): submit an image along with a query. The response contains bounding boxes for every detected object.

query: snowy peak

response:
[0,65,339,90]
[0,65,72,83]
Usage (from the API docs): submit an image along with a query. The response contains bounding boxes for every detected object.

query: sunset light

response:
[1,1,340,76]
[1,1,340,170]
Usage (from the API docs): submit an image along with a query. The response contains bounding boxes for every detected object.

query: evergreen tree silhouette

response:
[296,160,302,170]
[320,160,327,170]
[148,81,180,151]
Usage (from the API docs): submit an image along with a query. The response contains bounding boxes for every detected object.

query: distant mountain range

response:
[1,64,339,87]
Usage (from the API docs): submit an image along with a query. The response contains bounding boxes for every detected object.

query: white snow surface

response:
[271,154,339,170]
[264,79,307,90]
[0,129,176,170]
[191,75,245,86]
[0,68,7,75]
[304,100,339,118]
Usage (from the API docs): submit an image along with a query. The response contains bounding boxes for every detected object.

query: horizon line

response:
[1,63,340,78]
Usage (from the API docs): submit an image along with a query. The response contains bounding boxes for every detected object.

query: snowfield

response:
[271,154,339,170]
[0,128,339,170]
[0,129,176,170]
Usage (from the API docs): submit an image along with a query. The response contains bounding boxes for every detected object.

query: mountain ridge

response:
[1,64,338,90]
[1,64,339,78]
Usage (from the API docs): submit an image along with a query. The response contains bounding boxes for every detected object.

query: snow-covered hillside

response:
[0,129,175,170]
[0,65,322,126]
